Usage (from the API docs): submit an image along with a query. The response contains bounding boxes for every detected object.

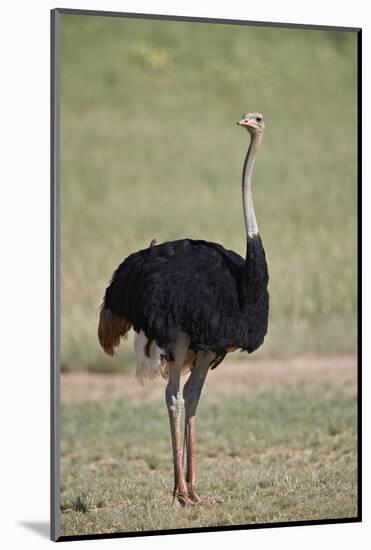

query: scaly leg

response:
[165,332,191,506]
[183,351,214,503]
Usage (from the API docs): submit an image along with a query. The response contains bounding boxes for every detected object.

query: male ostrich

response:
[98,113,269,506]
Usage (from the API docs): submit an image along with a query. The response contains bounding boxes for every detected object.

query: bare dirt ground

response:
[61,355,357,404]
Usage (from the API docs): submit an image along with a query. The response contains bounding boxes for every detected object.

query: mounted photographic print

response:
[51,8,361,542]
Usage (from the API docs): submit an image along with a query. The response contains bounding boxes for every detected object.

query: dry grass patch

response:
[61,355,357,404]
[60,379,357,536]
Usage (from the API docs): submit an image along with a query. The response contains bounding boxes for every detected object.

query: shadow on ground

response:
[19,521,49,539]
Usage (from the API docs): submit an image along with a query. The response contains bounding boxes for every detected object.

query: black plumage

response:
[102,234,269,364]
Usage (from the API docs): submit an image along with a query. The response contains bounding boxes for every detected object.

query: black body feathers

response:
[102,236,269,362]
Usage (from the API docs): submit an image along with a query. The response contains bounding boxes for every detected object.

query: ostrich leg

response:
[165,332,191,506]
[183,351,214,503]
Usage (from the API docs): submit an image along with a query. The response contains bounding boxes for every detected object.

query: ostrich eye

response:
[256,117,262,123]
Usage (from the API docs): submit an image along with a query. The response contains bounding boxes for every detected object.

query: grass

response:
[60,385,357,535]
[59,15,358,372]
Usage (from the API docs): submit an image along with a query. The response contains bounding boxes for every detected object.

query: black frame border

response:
[51,7,362,542]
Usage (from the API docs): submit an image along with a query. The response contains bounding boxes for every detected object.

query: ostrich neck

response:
[242,132,262,244]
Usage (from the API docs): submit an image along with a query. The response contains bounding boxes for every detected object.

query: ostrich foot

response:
[172,487,193,507]
[187,486,204,504]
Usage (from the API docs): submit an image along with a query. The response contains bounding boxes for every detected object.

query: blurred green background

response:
[60,15,357,372]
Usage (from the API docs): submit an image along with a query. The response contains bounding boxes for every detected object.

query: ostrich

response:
[98,113,269,506]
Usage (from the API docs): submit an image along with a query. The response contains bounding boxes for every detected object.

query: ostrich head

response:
[237,112,265,135]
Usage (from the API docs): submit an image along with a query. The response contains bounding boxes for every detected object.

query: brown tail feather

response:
[98,306,132,356]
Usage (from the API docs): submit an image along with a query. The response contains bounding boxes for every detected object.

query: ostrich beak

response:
[237,118,256,128]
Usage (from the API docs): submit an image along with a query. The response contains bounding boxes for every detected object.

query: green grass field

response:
[60,15,357,372]
[60,357,357,536]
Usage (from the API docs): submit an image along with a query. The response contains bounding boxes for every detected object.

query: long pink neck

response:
[242,132,262,241]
